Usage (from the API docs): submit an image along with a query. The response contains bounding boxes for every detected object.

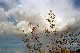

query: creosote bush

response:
[18,10,80,53]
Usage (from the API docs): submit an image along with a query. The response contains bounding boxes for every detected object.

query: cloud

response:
[15,51,22,53]
[0,0,80,34]
[0,0,21,11]
[15,0,80,32]
[0,48,26,53]
[0,0,80,52]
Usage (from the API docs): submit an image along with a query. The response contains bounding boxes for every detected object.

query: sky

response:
[0,0,80,53]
